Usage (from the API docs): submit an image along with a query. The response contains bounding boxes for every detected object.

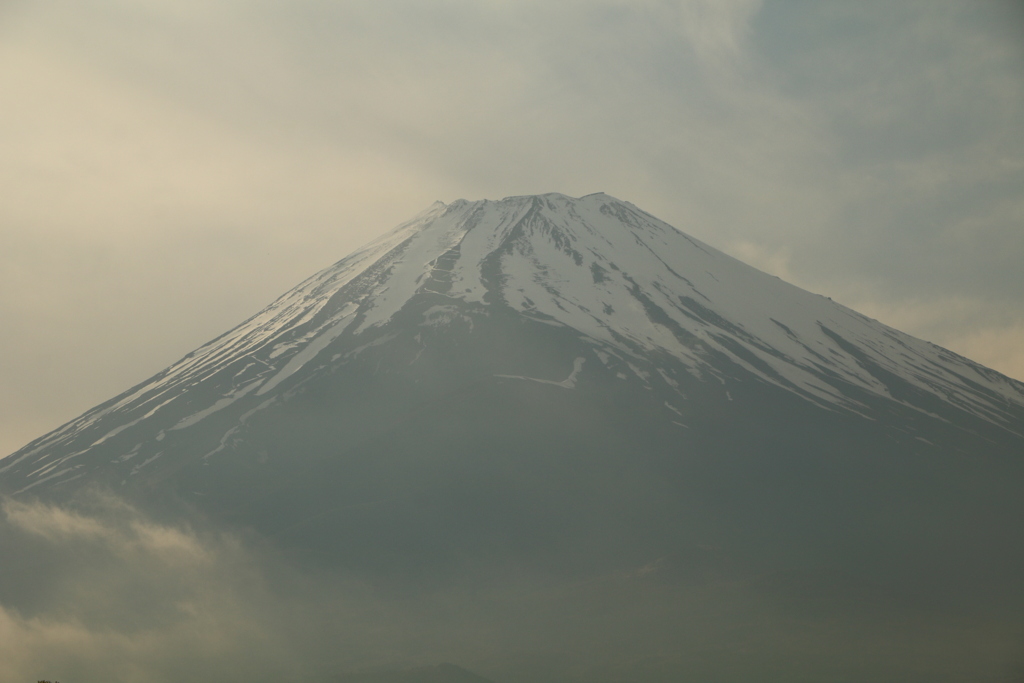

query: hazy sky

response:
[2,0,1023,457]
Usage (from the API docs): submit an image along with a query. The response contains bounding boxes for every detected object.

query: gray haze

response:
[2,493,1021,683]
[2,0,1023,457]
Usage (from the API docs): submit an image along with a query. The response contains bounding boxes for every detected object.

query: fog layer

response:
[1,491,1021,683]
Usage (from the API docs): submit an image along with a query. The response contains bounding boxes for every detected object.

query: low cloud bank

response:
[0,493,429,683]
[0,492,1022,683]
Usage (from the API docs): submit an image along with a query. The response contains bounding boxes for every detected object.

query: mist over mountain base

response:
[2,491,1022,683]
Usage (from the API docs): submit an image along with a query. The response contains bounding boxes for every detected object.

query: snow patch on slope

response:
[496,357,586,389]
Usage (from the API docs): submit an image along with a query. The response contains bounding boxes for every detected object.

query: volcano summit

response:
[3,193,1023,681]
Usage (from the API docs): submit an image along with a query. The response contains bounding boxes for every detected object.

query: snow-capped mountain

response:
[4,192,1024,681]
[3,192,1021,501]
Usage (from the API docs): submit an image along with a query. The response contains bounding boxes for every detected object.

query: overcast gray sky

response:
[2,0,1023,457]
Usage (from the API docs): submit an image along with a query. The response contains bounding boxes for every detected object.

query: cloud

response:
[1,491,1022,682]
[0,496,280,683]
[675,0,763,71]
[0,493,457,683]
